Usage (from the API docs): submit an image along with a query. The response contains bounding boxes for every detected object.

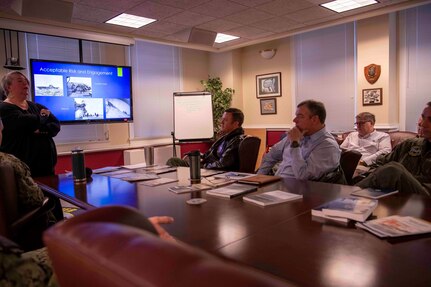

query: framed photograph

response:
[260,98,277,115]
[256,72,281,98]
[362,88,383,106]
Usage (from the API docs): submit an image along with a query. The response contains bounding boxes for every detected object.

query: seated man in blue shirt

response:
[257,100,341,180]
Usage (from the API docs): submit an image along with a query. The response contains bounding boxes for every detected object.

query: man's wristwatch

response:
[290,141,300,148]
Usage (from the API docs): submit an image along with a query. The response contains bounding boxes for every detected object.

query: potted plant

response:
[200,76,234,135]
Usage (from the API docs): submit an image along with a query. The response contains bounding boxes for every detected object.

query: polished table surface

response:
[36,168,431,287]
[219,193,431,287]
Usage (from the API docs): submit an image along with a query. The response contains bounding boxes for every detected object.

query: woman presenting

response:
[0,71,60,177]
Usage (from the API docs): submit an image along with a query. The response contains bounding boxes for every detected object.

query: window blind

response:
[294,23,356,132]
[399,4,431,131]
[130,40,180,139]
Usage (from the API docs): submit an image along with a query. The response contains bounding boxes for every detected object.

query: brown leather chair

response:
[238,135,261,173]
[388,131,417,149]
[0,164,55,251]
[340,149,362,185]
[43,205,292,287]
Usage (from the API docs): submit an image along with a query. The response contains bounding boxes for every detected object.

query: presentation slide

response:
[30,59,133,123]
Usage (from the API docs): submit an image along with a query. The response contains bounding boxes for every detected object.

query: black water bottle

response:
[72,149,86,183]
[188,150,201,184]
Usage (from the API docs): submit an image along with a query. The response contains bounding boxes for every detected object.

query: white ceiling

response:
[0,0,429,51]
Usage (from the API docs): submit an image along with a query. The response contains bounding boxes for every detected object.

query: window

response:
[130,40,180,139]
[294,23,356,132]
[399,4,431,131]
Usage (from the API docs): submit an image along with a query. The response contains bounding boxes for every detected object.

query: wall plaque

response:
[364,64,381,84]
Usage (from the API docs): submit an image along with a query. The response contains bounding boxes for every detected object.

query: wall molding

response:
[0,16,134,46]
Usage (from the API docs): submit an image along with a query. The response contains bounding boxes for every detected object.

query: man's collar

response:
[220,127,243,138]
[358,129,376,139]
[306,125,327,141]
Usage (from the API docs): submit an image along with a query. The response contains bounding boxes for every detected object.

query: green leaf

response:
[201,76,234,133]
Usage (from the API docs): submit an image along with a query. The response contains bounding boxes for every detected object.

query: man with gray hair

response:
[341,112,391,166]
[258,100,341,181]
[356,102,431,197]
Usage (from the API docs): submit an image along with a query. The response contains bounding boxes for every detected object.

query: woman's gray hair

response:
[1,71,29,96]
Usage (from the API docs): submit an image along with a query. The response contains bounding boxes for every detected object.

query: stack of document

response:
[213,172,255,181]
[351,188,398,199]
[312,197,378,222]
[243,190,302,207]
[200,169,225,177]
[141,165,177,174]
[200,176,236,187]
[121,173,159,182]
[206,183,257,199]
[356,215,431,238]
[168,184,212,194]
[139,178,178,186]
[122,163,153,170]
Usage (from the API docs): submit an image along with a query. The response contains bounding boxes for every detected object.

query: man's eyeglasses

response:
[354,121,369,126]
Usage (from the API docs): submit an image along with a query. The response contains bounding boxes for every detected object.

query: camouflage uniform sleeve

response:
[0,237,55,287]
[375,141,405,166]
[0,153,44,211]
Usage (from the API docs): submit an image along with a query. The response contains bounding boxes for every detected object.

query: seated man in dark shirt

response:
[167,108,244,171]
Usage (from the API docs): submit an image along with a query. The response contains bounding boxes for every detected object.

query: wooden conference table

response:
[36,168,431,287]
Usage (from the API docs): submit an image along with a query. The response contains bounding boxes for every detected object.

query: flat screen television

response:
[30,59,133,124]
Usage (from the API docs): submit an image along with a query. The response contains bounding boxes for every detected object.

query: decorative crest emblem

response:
[364,64,381,84]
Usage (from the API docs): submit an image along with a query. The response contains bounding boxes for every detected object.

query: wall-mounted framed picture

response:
[260,98,277,115]
[256,72,281,98]
[362,88,382,106]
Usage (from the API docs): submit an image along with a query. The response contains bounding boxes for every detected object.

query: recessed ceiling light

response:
[320,0,378,13]
[105,13,156,28]
[215,33,240,44]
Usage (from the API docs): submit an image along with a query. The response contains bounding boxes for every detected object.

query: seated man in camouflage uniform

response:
[0,119,57,250]
[356,102,431,197]
[1,119,176,286]
[0,118,57,285]
[0,235,57,287]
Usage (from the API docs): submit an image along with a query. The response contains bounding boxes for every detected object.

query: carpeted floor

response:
[60,200,85,219]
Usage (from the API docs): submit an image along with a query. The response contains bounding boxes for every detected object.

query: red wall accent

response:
[266,131,286,150]
[56,150,124,174]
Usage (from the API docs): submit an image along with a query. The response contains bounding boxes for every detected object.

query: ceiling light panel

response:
[106,13,156,28]
[321,0,378,13]
[215,33,239,43]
